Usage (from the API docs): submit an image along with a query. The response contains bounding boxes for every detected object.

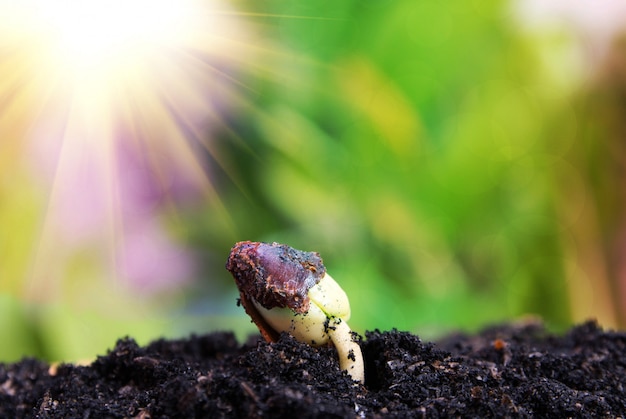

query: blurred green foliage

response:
[192,0,576,338]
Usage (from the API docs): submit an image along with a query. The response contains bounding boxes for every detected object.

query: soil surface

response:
[1,320,625,418]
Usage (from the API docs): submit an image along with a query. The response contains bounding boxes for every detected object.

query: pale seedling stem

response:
[325,316,365,384]
[254,273,364,384]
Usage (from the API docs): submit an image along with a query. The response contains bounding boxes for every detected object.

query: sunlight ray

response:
[0,0,257,296]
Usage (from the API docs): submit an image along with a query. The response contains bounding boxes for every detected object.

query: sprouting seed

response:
[226,241,365,384]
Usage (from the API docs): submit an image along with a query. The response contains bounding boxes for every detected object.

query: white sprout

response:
[252,273,364,383]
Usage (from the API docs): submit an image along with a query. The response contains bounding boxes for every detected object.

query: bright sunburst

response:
[0,0,257,297]
[5,0,248,154]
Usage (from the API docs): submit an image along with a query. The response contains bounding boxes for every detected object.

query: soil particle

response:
[1,320,624,418]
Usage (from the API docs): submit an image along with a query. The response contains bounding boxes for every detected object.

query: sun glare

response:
[0,0,256,296]
[40,1,199,71]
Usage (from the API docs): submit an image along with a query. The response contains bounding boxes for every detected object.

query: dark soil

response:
[1,320,625,418]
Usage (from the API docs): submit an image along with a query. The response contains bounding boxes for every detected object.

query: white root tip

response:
[327,318,365,384]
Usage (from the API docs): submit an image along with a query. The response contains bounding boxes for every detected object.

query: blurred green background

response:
[2,0,625,362]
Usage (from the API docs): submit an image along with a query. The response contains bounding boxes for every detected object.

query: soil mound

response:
[1,320,624,418]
